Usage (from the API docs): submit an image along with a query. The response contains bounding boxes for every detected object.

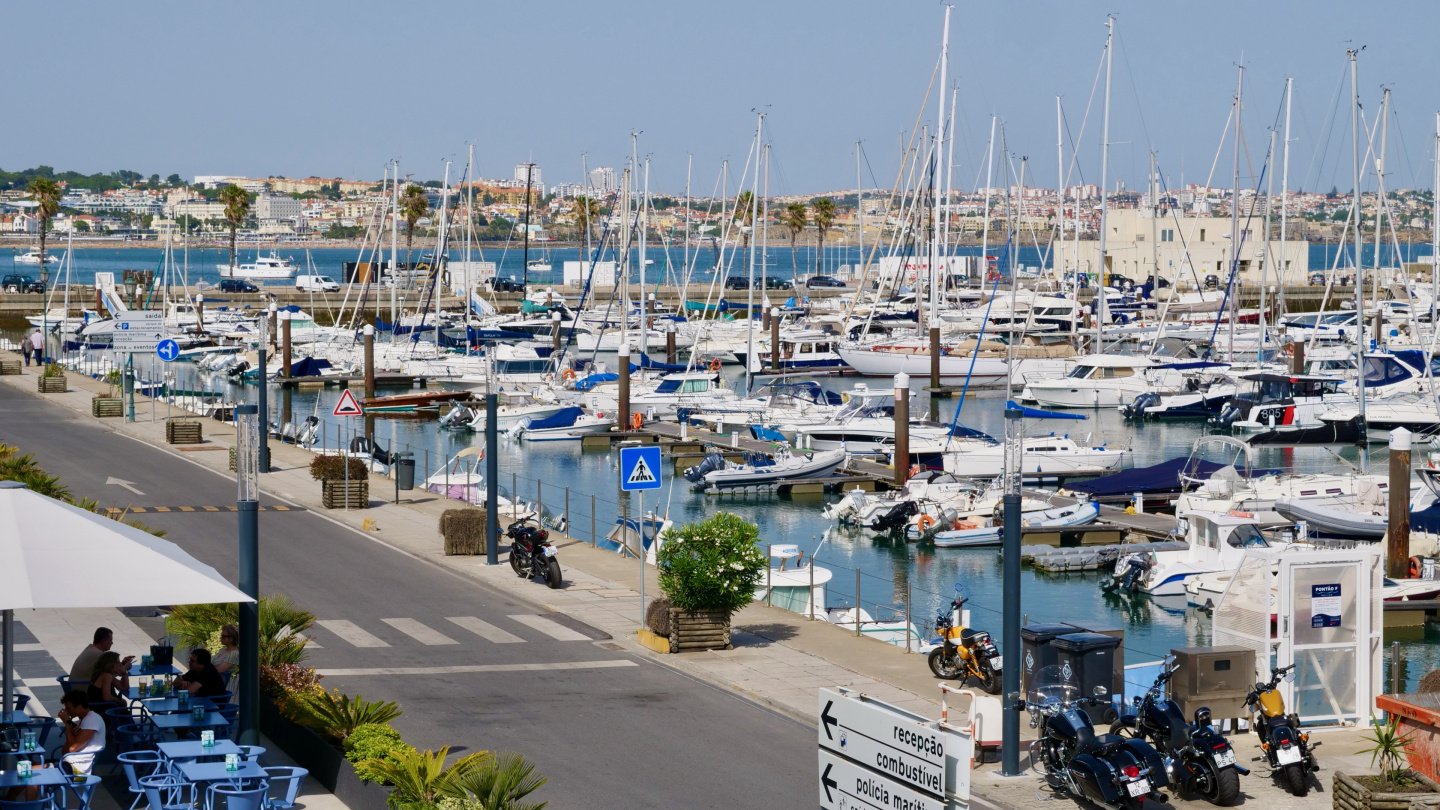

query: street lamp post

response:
[38,267,49,364]
[234,404,260,746]
[258,312,270,473]
[1000,406,1023,775]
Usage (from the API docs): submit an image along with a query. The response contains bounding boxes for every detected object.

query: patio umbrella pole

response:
[235,404,261,745]
[2,609,12,720]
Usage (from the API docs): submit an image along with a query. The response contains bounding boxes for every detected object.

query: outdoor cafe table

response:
[0,711,33,724]
[175,760,266,785]
[128,663,181,677]
[140,697,217,714]
[149,711,228,736]
[157,740,240,761]
[0,767,70,788]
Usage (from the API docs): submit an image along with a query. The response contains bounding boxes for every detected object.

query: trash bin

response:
[395,454,415,491]
[1020,623,1076,695]
[1053,632,1123,724]
[1063,620,1125,694]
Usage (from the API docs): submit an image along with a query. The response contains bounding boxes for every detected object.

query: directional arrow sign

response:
[156,339,180,362]
[818,750,944,810]
[106,477,145,496]
[818,688,946,798]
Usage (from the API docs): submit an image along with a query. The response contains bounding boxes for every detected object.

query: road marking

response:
[104,506,304,515]
[292,632,320,649]
[106,476,145,495]
[315,620,390,648]
[508,614,589,641]
[446,616,525,644]
[381,618,457,646]
[316,660,636,677]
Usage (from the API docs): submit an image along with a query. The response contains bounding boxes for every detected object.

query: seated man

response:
[174,648,226,698]
[55,690,107,775]
[69,627,132,683]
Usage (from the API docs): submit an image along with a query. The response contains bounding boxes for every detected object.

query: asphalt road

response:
[0,384,816,808]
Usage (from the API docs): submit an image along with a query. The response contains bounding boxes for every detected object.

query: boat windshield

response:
[1258,379,1292,402]
[1066,365,1094,379]
[1226,523,1270,548]
[1027,665,1079,707]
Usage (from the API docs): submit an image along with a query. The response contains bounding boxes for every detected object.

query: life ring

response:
[562,368,576,382]
[916,515,936,532]
[1283,343,1295,357]
[909,464,920,478]
[632,412,643,430]
[710,358,722,371]
[1411,556,1424,578]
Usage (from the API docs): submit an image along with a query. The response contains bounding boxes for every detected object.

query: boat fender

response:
[1411,556,1424,579]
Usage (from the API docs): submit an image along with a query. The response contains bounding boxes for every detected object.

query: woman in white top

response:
[212,624,240,701]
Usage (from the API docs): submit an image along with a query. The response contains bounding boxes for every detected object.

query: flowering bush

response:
[655,512,766,615]
[260,663,324,720]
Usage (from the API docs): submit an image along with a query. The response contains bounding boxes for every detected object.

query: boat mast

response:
[391,161,399,328]
[743,112,764,394]
[1433,113,1439,319]
[521,163,533,298]
[856,142,863,284]
[980,117,997,284]
[1350,48,1366,426]
[1280,77,1292,314]
[1260,129,1275,367]
[1373,87,1391,329]
[620,166,631,351]
[1096,16,1114,355]
[932,3,951,334]
[465,145,474,356]
[683,153,691,293]
[1227,64,1242,363]
[1056,97,1065,280]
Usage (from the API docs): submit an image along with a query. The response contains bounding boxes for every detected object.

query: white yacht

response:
[1020,354,1155,408]
[13,249,58,265]
[217,253,296,280]
[928,434,1128,479]
[789,385,954,454]
[1140,511,1293,597]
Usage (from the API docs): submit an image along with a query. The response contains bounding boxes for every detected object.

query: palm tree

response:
[217,184,251,273]
[733,190,755,282]
[810,197,836,276]
[784,202,808,276]
[25,178,61,268]
[402,185,430,277]
[570,196,601,242]
[447,752,549,810]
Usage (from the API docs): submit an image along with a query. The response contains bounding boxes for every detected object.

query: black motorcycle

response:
[506,519,563,589]
[926,592,1001,694]
[1018,665,1170,810]
[1113,657,1244,805]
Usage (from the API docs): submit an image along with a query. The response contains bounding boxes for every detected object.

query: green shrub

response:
[656,512,766,615]
[166,595,314,667]
[441,752,548,810]
[289,689,402,742]
[310,454,370,481]
[345,723,415,784]
[366,747,489,808]
[41,362,63,378]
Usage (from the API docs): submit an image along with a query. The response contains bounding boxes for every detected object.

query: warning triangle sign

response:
[626,456,657,486]
[333,389,365,417]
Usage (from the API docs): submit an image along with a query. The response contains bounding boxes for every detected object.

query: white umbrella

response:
[0,481,254,720]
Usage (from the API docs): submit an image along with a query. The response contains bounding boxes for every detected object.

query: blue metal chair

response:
[54,677,89,694]
[216,706,238,722]
[260,767,307,810]
[237,746,264,764]
[209,693,234,705]
[0,800,51,810]
[115,723,163,755]
[117,751,165,810]
[139,775,192,810]
[205,783,268,810]
[55,773,101,810]
[29,717,57,751]
[4,695,32,712]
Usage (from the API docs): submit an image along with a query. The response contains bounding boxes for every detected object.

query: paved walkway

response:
[1,357,1393,809]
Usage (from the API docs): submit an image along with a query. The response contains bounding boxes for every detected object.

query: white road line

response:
[381,618,458,646]
[316,660,636,677]
[315,620,390,648]
[11,643,44,653]
[293,632,321,649]
[446,616,526,644]
[507,614,589,641]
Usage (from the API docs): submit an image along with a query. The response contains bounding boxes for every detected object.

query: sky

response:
[6,1,1439,196]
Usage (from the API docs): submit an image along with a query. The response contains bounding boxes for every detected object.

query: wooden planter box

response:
[259,694,390,810]
[0,359,20,376]
[92,396,123,418]
[165,420,203,444]
[37,374,66,393]
[668,607,732,652]
[1335,770,1440,809]
[322,479,369,509]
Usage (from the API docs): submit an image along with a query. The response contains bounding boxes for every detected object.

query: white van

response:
[295,274,340,292]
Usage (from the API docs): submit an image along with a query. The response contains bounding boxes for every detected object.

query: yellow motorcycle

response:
[1244,664,1318,796]
[927,591,1001,694]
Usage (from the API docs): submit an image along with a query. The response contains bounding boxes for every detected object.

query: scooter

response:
[506,518,563,589]
[1245,663,1319,796]
[1018,664,1170,809]
[1113,656,1245,805]
[926,591,1001,694]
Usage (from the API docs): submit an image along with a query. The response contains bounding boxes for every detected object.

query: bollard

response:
[617,345,631,432]
[551,310,562,356]
[591,494,596,546]
[1390,428,1412,579]
[1133,492,1143,514]
[893,373,909,486]
[1290,339,1305,375]
[268,302,278,350]
[666,322,677,366]
[770,307,781,372]
[809,555,815,621]
[565,486,570,531]
[281,311,292,378]
[195,294,204,334]
[363,324,376,401]
[929,324,942,421]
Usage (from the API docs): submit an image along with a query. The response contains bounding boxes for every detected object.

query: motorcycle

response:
[1245,663,1318,796]
[506,518,563,589]
[1112,656,1245,805]
[926,591,1001,694]
[1018,665,1170,809]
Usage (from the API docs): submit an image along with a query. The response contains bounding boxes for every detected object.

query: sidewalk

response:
[2,358,1391,809]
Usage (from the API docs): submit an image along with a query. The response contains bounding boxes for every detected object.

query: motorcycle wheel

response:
[979,666,1001,695]
[1196,759,1240,806]
[1282,762,1308,797]
[510,551,525,577]
[545,559,563,589]
[928,649,964,679]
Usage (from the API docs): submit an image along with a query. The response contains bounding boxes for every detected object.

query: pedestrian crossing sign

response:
[619,445,663,491]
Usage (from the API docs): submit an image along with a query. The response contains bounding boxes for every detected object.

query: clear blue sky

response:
[7,1,1437,195]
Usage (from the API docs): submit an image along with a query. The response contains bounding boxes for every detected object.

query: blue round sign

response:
[156,339,180,362]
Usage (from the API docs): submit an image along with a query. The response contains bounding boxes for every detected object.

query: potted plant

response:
[311,455,370,509]
[38,362,66,394]
[654,512,766,652]
[1335,714,1440,808]
[92,370,123,417]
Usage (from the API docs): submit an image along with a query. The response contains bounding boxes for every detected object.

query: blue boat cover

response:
[524,406,583,430]
[1412,503,1440,534]
[1005,401,1088,420]
[630,355,688,373]
[750,425,787,442]
[289,357,333,377]
[574,373,618,392]
[1068,457,1277,497]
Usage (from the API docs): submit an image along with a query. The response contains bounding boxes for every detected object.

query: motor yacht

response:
[1020,354,1155,408]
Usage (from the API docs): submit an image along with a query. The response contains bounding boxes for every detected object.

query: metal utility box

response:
[1053,633,1123,724]
[1020,623,1076,694]
[1170,645,1254,720]
[1064,620,1125,693]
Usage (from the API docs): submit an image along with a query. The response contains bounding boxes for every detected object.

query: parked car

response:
[491,277,524,293]
[295,274,341,293]
[806,276,846,289]
[724,276,749,290]
[1,274,43,294]
[1309,271,1327,286]
[218,279,260,293]
[763,277,794,291]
